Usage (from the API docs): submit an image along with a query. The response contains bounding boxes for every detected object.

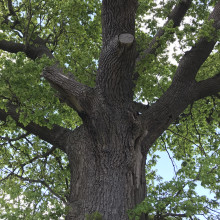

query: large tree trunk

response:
[64,2,147,218]
[0,0,220,220]
[65,104,147,219]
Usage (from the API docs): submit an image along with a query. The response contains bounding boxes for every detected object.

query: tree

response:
[0,0,219,219]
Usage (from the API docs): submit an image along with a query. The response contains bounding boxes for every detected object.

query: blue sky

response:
[156,151,215,197]
[155,151,216,219]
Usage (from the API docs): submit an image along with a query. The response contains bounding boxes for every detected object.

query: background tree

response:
[0,0,219,219]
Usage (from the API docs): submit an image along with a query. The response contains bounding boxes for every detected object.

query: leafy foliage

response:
[132,0,220,219]
[0,0,219,219]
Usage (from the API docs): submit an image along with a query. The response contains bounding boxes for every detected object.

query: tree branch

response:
[0,132,30,142]
[161,136,177,175]
[7,0,17,16]
[43,64,95,114]
[0,41,95,116]
[0,40,94,114]
[140,77,199,154]
[162,213,187,218]
[0,0,97,115]
[132,101,149,113]
[195,72,220,100]
[1,24,94,114]
[0,39,54,59]
[0,39,25,53]
[173,1,220,83]
[209,0,220,30]
[173,39,216,83]
[136,0,192,62]
[20,145,57,168]
[12,172,67,204]
[137,2,220,154]
[0,103,70,152]
[0,169,15,182]
[2,0,21,28]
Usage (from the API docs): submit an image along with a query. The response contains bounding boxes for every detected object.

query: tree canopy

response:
[0,0,219,219]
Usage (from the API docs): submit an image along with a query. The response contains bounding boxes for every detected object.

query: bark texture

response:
[65,107,147,219]
[64,1,148,215]
[0,0,220,220]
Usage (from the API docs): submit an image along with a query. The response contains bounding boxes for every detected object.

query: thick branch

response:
[140,73,220,153]
[140,79,198,153]
[195,73,220,100]
[1,1,53,59]
[136,0,192,62]
[209,0,220,29]
[0,40,93,114]
[0,39,53,59]
[140,0,220,151]
[0,103,70,152]
[98,1,138,103]
[173,1,220,83]
[43,65,95,114]
[0,40,25,54]
[173,39,216,82]
[132,101,149,113]
[1,15,93,113]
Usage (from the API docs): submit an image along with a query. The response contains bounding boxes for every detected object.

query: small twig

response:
[24,0,32,47]
[0,171,13,182]
[12,173,67,205]
[156,75,165,93]
[202,214,208,220]
[190,113,207,156]
[161,136,177,176]
[0,132,30,142]
[166,128,199,147]
[205,206,220,214]
[20,145,57,168]
[162,213,187,217]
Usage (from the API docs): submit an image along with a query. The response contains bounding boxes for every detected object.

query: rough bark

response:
[58,2,220,218]
[65,104,147,219]
[63,2,148,216]
[97,0,138,103]
[0,39,53,59]
[0,0,220,220]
